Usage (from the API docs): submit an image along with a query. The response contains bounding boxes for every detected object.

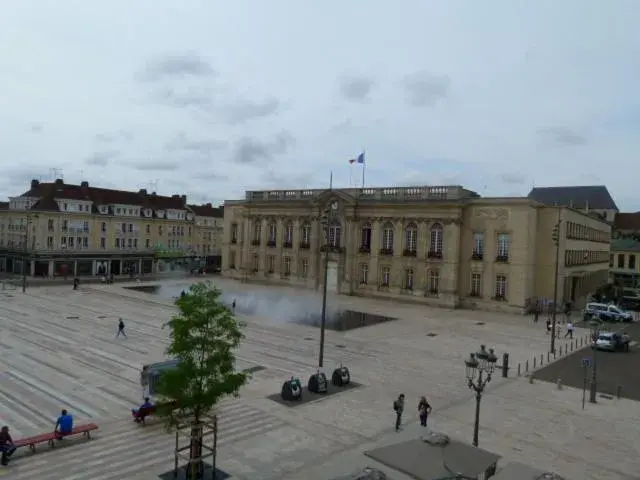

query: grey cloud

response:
[498,172,527,185]
[84,150,119,167]
[132,160,180,172]
[96,130,133,143]
[537,126,587,146]
[29,123,44,134]
[138,52,215,82]
[224,98,280,124]
[153,87,214,111]
[261,169,312,189]
[190,171,228,182]
[232,131,295,165]
[339,76,375,102]
[164,132,227,154]
[402,71,451,107]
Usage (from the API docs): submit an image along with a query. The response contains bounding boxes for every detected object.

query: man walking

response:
[565,321,574,339]
[0,426,16,466]
[393,393,405,432]
[116,318,127,338]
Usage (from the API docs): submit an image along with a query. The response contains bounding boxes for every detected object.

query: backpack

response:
[393,400,398,412]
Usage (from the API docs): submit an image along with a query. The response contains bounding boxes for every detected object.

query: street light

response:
[589,319,600,403]
[464,345,498,447]
[318,198,337,368]
[550,208,561,354]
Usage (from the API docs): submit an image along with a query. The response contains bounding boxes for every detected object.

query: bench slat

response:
[15,423,99,447]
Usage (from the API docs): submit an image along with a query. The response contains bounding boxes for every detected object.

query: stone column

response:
[259,217,268,273]
[291,218,300,276]
[73,259,78,277]
[138,258,142,275]
[30,260,35,276]
[48,259,54,278]
[443,221,461,305]
[391,219,404,289]
[343,217,357,293]
[275,217,284,275]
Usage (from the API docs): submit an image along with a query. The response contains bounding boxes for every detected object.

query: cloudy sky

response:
[1,1,639,209]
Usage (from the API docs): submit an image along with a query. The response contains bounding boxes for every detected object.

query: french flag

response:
[348,152,365,164]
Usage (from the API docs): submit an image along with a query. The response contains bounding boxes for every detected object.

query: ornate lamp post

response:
[318,198,338,368]
[464,345,498,447]
[589,319,600,403]
[550,208,561,354]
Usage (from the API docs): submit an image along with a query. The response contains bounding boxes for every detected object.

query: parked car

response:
[618,296,640,312]
[594,332,630,352]
[583,303,633,323]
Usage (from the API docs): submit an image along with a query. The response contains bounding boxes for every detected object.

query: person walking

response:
[393,394,405,432]
[0,426,16,466]
[418,396,432,427]
[116,318,127,338]
[564,321,574,339]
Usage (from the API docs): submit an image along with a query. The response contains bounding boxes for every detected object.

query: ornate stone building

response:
[222,185,611,311]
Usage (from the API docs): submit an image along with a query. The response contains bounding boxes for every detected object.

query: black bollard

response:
[502,353,509,378]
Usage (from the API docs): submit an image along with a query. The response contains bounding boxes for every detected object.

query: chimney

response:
[81,181,89,188]
[181,195,187,203]
[138,189,147,195]
[30,179,39,189]
[172,194,179,199]
[206,203,212,208]
[55,179,64,186]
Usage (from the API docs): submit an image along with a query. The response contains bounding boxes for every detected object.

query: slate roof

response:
[13,179,220,218]
[614,212,640,231]
[527,186,619,211]
[189,203,223,218]
[0,201,8,211]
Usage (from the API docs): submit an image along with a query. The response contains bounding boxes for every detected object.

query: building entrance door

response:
[326,261,338,293]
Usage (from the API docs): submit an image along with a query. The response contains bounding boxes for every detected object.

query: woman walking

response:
[418,396,432,427]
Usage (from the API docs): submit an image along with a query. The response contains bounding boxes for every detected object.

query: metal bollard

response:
[557,378,562,390]
[502,353,509,378]
[570,341,573,352]
[517,363,521,376]
[529,374,534,384]
[553,350,556,359]
[533,357,537,368]
[547,352,550,363]
[617,385,622,399]
[540,353,544,365]
[559,346,563,356]
[525,360,529,372]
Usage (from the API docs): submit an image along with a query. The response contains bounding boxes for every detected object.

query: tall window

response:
[405,223,418,253]
[328,222,341,247]
[267,255,275,273]
[380,266,391,286]
[361,222,372,249]
[268,223,277,244]
[429,223,443,256]
[428,269,439,293]
[253,221,261,243]
[359,263,368,284]
[231,223,238,242]
[283,256,291,275]
[470,272,482,296]
[300,258,309,277]
[284,222,293,245]
[251,254,259,271]
[404,268,414,290]
[617,254,624,268]
[229,251,236,268]
[301,224,311,245]
[472,232,484,258]
[382,222,394,251]
[629,255,636,270]
[496,233,510,260]
[495,275,507,299]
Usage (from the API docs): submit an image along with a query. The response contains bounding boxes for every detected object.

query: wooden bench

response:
[14,423,99,452]
[131,401,177,425]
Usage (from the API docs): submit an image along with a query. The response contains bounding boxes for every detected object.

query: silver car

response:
[595,332,629,352]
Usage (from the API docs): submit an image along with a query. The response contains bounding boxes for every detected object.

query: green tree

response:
[156,281,248,479]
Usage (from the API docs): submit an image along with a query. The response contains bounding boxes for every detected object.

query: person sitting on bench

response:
[0,426,16,466]
[54,409,73,438]
[132,397,153,421]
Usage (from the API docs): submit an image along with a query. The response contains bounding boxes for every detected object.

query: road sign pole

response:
[582,365,587,410]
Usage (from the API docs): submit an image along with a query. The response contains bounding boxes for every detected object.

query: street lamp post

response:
[550,208,561,354]
[464,345,498,447]
[318,198,337,369]
[589,320,599,403]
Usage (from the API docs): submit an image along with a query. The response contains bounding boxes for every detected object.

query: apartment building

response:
[0,179,223,278]
[222,185,611,311]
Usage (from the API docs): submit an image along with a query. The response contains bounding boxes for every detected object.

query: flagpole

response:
[349,164,353,188]
[361,150,366,188]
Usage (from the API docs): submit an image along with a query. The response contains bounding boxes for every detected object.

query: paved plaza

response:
[0,279,638,479]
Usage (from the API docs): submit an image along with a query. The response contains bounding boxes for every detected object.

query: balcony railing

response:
[471,252,483,260]
[427,250,443,259]
[299,242,310,249]
[403,249,417,257]
[359,245,371,254]
[379,248,393,256]
[495,254,509,263]
[321,245,344,253]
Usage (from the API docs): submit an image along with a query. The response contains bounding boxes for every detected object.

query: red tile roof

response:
[0,201,8,210]
[20,179,187,213]
[614,212,640,231]
[189,203,223,218]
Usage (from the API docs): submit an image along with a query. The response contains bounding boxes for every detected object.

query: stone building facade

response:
[222,186,611,311]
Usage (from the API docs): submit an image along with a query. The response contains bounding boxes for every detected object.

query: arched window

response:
[381,222,394,252]
[428,223,443,257]
[300,223,311,247]
[360,222,372,251]
[283,222,294,247]
[252,220,262,244]
[267,222,277,246]
[404,268,414,290]
[404,222,418,255]
[328,220,341,247]
[428,269,440,294]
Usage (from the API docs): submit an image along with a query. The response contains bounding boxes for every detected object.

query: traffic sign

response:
[581,357,591,368]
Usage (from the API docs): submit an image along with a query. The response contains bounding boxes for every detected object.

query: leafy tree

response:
[156,281,248,479]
